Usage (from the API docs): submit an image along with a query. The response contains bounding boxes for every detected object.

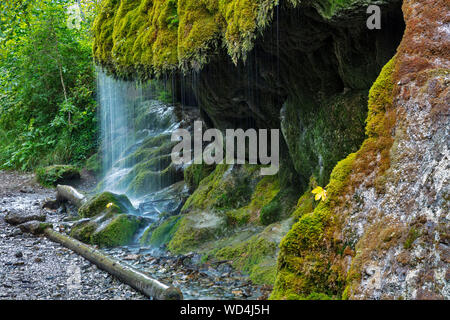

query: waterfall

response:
[96,69,184,214]
[97,70,140,194]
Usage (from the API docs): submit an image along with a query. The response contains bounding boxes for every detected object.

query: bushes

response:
[36,165,80,187]
[0,1,98,171]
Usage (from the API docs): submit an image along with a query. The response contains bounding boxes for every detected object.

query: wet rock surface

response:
[103,247,272,300]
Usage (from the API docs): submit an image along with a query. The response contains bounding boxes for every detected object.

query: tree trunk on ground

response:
[43,228,183,300]
[56,185,87,208]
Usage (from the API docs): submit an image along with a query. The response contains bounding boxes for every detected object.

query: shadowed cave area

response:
[191,1,405,190]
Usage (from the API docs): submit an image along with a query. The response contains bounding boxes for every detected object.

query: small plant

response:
[404,227,421,249]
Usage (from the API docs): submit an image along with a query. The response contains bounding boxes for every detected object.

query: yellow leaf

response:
[312,186,327,202]
[106,202,114,209]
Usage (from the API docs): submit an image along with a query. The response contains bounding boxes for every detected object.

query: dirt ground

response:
[0,170,146,300]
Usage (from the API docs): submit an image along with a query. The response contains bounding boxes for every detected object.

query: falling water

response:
[98,69,139,194]
[96,69,181,206]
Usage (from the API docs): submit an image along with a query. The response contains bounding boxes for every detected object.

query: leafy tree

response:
[0,0,99,170]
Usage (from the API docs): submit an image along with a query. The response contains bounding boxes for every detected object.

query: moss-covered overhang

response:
[93,0,397,79]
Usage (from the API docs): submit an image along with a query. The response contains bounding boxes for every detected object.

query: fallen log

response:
[56,185,87,208]
[31,226,183,300]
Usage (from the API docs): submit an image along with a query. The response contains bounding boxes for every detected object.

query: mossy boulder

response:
[214,234,277,285]
[71,220,98,244]
[126,163,184,198]
[91,214,142,247]
[182,164,263,213]
[71,213,143,248]
[36,165,80,187]
[260,187,299,226]
[78,192,135,218]
[260,201,281,226]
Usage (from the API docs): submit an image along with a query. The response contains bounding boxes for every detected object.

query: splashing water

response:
[96,69,181,206]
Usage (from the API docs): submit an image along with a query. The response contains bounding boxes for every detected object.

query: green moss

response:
[36,165,80,187]
[126,163,183,197]
[214,234,278,285]
[282,90,368,187]
[93,0,371,78]
[404,227,421,249]
[247,175,280,215]
[260,200,281,226]
[71,221,98,243]
[139,223,156,246]
[260,187,298,226]
[78,192,134,218]
[141,216,182,247]
[250,264,278,285]
[91,214,141,247]
[271,152,356,299]
[181,164,230,212]
[184,163,216,192]
[213,174,253,210]
[225,208,251,227]
[271,57,397,300]
[168,211,227,254]
[292,188,316,221]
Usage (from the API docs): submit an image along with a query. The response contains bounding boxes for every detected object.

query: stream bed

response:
[0,171,271,300]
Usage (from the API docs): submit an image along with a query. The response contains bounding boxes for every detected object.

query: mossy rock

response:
[126,163,184,198]
[213,231,280,285]
[140,215,181,247]
[91,214,142,248]
[260,187,299,226]
[260,200,281,226]
[184,163,216,192]
[71,220,98,243]
[168,211,227,254]
[182,164,262,213]
[36,165,80,187]
[71,213,143,248]
[78,192,135,218]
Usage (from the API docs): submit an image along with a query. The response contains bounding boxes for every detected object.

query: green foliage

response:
[85,153,102,175]
[36,164,80,187]
[0,1,99,171]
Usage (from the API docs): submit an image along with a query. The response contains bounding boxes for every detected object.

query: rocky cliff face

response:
[273,0,449,300]
[93,0,449,299]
